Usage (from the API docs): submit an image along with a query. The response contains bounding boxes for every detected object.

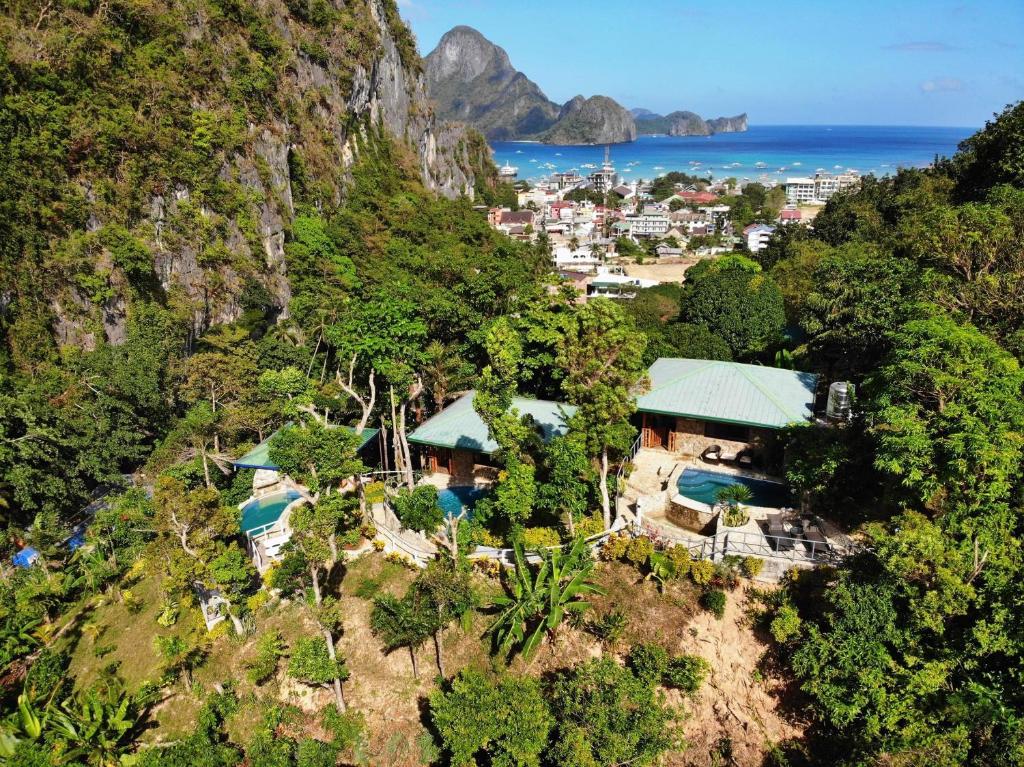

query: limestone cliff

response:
[425,26,633,145]
[1,0,492,350]
[539,96,637,145]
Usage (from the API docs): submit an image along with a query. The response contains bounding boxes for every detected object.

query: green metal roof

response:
[233,425,380,470]
[407,391,576,454]
[636,358,818,429]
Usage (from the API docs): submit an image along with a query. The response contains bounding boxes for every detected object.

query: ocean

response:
[490,125,974,185]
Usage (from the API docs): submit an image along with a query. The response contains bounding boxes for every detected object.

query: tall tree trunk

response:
[599,447,611,529]
[310,564,322,605]
[409,645,419,679]
[434,629,446,677]
[398,400,415,491]
[201,450,211,488]
[323,627,346,711]
[389,387,404,480]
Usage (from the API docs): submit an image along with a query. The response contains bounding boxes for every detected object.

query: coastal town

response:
[487,149,861,298]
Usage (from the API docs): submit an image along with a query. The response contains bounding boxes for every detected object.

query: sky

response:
[399,0,1024,127]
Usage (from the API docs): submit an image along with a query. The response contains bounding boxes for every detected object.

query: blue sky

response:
[399,0,1023,127]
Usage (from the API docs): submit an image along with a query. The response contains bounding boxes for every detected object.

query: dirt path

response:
[669,588,806,766]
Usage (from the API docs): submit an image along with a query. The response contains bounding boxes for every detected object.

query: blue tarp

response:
[12,547,39,568]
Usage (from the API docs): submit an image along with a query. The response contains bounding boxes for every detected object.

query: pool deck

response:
[623,448,856,573]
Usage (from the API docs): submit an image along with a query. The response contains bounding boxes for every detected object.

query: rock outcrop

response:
[540,96,637,145]
[425,26,633,145]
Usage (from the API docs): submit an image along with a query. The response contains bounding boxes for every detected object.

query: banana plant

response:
[46,682,153,767]
[489,536,605,660]
[0,691,45,760]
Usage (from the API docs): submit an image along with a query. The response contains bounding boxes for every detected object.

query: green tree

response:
[547,657,680,767]
[558,299,647,527]
[410,561,476,678]
[430,669,553,767]
[868,311,1024,526]
[392,484,443,534]
[288,637,350,707]
[369,592,434,679]
[681,261,785,358]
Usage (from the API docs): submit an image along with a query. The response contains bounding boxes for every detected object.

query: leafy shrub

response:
[364,481,386,505]
[247,590,270,613]
[628,643,670,686]
[321,705,367,752]
[666,545,692,576]
[664,655,710,693]
[712,561,741,591]
[740,556,765,579]
[701,589,727,619]
[690,559,715,586]
[296,738,338,767]
[247,631,285,685]
[716,483,753,507]
[25,649,70,699]
[588,609,628,645]
[600,532,630,561]
[722,505,750,527]
[156,599,179,627]
[288,637,348,688]
[575,515,606,538]
[769,604,802,644]
[625,535,655,566]
[522,526,561,549]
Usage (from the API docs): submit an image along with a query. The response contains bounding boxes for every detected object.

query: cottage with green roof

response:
[635,358,819,462]
[407,391,575,480]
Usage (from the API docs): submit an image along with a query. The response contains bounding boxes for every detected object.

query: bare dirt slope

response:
[670,588,807,766]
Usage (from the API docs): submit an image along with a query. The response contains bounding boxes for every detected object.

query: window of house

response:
[704,421,750,442]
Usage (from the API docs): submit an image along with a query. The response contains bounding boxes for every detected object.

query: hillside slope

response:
[0,0,494,355]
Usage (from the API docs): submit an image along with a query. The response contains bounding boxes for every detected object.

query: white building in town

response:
[744,223,776,253]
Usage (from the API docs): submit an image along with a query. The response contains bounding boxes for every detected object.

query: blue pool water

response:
[241,490,301,533]
[437,486,488,520]
[677,469,791,508]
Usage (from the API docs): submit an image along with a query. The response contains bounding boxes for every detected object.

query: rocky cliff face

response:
[540,96,637,145]
[425,26,633,145]
[2,0,491,351]
[635,110,749,136]
[706,114,748,134]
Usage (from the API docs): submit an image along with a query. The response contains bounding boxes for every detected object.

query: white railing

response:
[614,433,643,499]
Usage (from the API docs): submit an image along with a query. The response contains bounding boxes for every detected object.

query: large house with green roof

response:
[635,358,819,464]
[407,391,575,480]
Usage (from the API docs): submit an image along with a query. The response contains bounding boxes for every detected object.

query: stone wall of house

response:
[668,418,744,456]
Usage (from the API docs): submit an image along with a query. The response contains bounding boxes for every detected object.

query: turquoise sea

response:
[490,125,974,185]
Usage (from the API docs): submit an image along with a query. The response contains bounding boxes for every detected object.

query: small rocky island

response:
[632,109,749,136]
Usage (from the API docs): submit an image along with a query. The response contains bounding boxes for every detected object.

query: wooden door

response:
[642,415,669,449]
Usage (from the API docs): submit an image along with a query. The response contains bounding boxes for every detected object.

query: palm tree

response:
[489,537,605,660]
[370,593,434,679]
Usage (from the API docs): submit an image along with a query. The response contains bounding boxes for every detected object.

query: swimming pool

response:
[676,468,791,508]
[437,486,489,520]
[241,490,302,533]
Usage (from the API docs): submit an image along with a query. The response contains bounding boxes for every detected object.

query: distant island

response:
[631,108,748,136]
[424,26,745,145]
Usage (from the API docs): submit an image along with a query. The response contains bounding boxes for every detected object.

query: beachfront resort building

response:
[785,172,860,204]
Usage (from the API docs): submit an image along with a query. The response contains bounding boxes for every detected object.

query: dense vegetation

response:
[2,0,1024,758]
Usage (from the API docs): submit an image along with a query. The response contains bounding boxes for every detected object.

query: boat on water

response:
[754,161,768,168]
[792,161,802,166]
